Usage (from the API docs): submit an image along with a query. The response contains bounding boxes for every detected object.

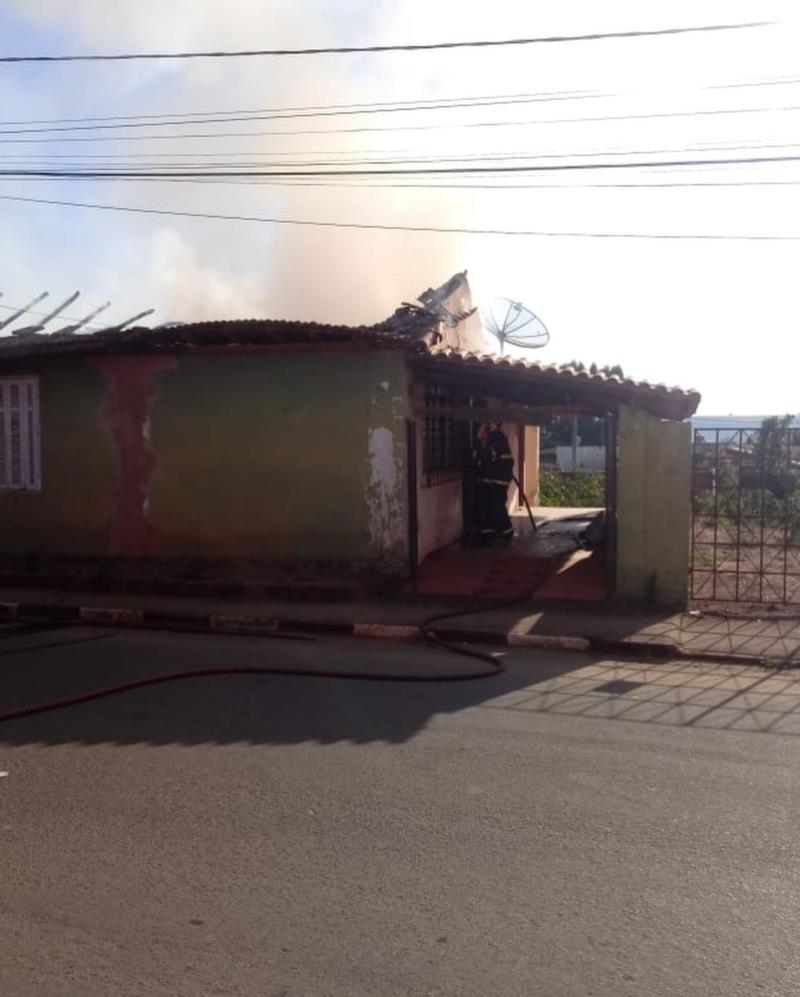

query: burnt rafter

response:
[0,283,699,422]
[0,308,436,360]
[0,290,155,341]
[0,291,50,332]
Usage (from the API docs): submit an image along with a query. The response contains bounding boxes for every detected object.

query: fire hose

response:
[0,480,548,725]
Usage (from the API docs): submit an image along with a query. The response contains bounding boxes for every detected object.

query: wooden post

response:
[522,425,541,506]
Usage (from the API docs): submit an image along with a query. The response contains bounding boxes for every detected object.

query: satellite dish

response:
[480,298,549,355]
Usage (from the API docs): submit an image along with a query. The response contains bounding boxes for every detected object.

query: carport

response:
[407,350,700,607]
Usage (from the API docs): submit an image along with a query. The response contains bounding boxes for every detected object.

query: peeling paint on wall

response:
[366,425,405,560]
[6,350,412,576]
[92,356,176,557]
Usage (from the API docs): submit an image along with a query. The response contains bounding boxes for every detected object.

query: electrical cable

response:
[5,139,800,187]
[0,93,610,136]
[8,137,800,172]
[14,70,800,131]
[3,73,795,138]
[6,70,800,131]
[0,22,768,63]
[3,102,798,144]
[0,89,601,127]
[118,177,800,191]
[708,75,800,90]
[4,151,800,178]
[4,192,800,240]
[3,134,795,161]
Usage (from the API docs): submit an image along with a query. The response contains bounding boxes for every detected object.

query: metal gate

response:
[691,420,800,604]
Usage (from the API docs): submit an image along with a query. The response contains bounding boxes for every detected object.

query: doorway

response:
[417,412,611,602]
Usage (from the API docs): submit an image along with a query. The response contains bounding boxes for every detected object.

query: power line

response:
[708,75,800,90]
[83,176,800,191]
[0,89,592,125]
[0,149,739,171]
[3,152,800,179]
[6,174,792,195]
[7,138,800,172]
[0,22,769,63]
[0,94,609,136]
[1,136,798,166]
[6,72,800,131]
[0,90,604,131]
[8,72,800,132]
[3,102,798,144]
[2,191,798,240]
[9,163,799,191]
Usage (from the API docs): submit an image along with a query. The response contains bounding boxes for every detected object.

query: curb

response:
[2,600,777,667]
[507,632,590,652]
[80,607,144,626]
[210,614,280,636]
[352,623,421,641]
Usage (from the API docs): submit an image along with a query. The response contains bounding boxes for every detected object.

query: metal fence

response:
[691,422,800,604]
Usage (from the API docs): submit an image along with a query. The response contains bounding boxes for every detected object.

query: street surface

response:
[1,624,799,996]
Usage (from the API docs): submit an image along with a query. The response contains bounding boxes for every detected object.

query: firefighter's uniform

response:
[474,424,514,543]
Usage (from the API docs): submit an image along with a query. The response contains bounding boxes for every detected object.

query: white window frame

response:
[0,376,41,491]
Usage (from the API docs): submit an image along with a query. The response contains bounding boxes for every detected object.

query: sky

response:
[0,0,798,414]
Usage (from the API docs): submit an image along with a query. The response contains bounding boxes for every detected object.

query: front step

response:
[477,558,554,601]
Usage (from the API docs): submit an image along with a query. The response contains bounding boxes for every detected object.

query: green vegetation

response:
[539,469,606,508]
[693,414,800,544]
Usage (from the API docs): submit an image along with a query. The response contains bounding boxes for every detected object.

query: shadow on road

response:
[0,626,574,748]
[481,656,800,737]
[1,626,799,748]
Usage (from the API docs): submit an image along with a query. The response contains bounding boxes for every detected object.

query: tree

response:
[754,415,799,501]
[710,414,800,541]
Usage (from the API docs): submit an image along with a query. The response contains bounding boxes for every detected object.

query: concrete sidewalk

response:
[1,584,798,665]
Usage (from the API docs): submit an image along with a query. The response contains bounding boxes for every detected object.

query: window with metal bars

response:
[0,377,41,491]
[422,384,459,485]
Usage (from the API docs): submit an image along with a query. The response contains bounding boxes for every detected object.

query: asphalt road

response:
[1,625,799,996]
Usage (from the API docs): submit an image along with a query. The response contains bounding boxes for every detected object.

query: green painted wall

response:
[0,359,115,554]
[147,350,410,568]
[616,405,692,606]
[0,350,410,574]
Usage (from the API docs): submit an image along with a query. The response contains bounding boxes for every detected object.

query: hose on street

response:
[0,629,505,725]
[0,509,569,725]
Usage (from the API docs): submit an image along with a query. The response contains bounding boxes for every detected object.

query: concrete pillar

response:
[616,406,691,606]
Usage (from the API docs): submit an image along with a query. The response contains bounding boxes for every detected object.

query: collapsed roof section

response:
[0,272,700,420]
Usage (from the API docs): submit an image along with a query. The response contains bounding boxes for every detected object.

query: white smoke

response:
[7,0,800,412]
[2,0,548,323]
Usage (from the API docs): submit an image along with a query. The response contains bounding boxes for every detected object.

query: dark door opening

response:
[418,410,610,602]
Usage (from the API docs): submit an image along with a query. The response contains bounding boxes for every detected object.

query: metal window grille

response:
[422,384,459,484]
[0,377,41,491]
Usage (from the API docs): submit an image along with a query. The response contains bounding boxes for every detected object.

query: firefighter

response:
[473,422,515,543]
